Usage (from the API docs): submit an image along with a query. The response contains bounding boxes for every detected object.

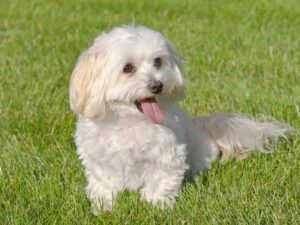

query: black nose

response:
[148,80,163,94]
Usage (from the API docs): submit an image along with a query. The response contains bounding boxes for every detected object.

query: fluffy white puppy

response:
[69,26,290,215]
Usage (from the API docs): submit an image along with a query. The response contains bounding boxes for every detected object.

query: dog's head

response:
[70,26,185,124]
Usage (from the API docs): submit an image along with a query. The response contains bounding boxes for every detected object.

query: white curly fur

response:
[69,26,291,215]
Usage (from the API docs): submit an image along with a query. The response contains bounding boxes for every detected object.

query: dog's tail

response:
[194,113,292,163]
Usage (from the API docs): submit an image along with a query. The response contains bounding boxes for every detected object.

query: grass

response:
[0,0,299,224]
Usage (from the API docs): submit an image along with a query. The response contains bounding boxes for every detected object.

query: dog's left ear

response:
[166,41,186,101]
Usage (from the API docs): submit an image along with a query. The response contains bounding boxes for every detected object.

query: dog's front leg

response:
[139,164,186,208]
[85,174,122,216]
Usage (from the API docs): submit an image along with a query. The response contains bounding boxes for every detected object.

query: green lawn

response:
[0,0,299,224]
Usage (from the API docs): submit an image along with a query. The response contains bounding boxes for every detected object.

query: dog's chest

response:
[76,116,185,162]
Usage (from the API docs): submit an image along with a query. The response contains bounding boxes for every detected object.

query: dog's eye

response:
[154,57,162,68]
[123,63,135,73]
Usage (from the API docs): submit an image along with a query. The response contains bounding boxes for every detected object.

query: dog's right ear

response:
[69,50,107,118]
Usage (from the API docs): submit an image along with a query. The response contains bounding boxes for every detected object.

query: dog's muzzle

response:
[148,80,163,94]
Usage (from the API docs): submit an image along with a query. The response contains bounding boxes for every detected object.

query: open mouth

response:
[135,97,164,124]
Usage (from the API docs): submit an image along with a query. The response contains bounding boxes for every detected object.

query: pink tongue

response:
[140,98,164,124]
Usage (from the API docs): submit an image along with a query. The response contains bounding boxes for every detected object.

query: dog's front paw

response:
[91,198,113,216]
[140,190,176,209]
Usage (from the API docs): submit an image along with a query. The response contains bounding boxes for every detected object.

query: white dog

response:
[69,26,290,215]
